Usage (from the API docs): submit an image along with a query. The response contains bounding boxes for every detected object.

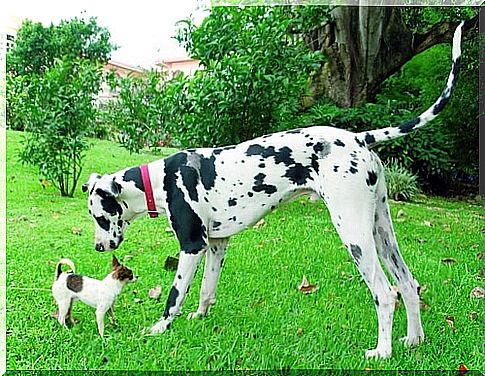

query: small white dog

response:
[52,256,136,336]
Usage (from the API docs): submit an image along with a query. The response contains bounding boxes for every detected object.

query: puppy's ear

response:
[83,173,101,193]
[112,255,120,269]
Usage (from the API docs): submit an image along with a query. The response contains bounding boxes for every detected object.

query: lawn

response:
[5,130,483,371]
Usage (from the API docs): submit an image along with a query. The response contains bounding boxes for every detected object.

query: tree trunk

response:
[307,6,477,107]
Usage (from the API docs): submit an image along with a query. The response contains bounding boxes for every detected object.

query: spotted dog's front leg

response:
[188,238,229,320]
[149,252,203,335]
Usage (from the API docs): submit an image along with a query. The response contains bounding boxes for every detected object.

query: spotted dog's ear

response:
[95,175,122,198]
[82,173,101,193]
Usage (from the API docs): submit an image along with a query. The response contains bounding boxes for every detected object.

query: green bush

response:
[17,59,102,197]
[384,160,421,201]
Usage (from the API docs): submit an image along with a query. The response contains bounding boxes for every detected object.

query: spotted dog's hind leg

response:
[149,251,204,335]
[324,182,398,359]
[188,238,229,320]
[373,172,424,347]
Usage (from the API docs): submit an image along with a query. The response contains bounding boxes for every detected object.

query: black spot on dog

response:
[374,296,379,307]
[67,274,83,293]
[228,198,237,207]
[164,153,206,254]
[306,142,313,147]
[350,244,362,263]
[212,207,217,212]
[398,118,420,134]
[213,221,221,229]
[180,165,199,202]
[390,253,399,268]
[313,141,331,158]
[199,155,217,190]
[384,130,389,135]
[177,274,182,280]
[364,133,376,145]
[334,139,345,147]
[349,167,358,174]
[252,173,277,194]
[258,163,265,168]
[366,171,378,186]
[95,215,110,232]
[109,240,116,249]
[246,144,295,166]
[355,137,366,148]
[163,286,180,319]
[333,165,339,172]
[123,167,144,192]
[310,154,319,174]
[248,192,254,197]
[284,163,313,186]
[350,161,358,167]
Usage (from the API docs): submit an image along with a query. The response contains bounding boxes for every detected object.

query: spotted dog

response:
[83,23,463,358]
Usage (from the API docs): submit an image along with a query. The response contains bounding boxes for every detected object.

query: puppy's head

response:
[111,256,137,284]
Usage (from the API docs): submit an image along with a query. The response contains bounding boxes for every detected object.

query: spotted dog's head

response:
[82,173,135,252]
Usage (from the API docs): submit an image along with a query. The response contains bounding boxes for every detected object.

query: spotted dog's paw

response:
[400,333,424,347]
[365,348,392,360]
[142,320,171,336]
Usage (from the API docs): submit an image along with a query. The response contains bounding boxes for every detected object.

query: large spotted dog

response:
[83,23,463,359]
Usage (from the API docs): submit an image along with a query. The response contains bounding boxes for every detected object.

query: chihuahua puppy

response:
[52,256,136,336]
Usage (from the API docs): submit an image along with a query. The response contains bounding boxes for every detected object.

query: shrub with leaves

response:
[18,59,102,197]
[384,160,420,202]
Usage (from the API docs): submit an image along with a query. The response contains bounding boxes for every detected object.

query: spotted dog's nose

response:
[95,243,105,252]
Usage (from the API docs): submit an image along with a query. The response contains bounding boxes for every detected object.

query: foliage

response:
[6,16,114,196]
[17,59,103,197]
[100,70,173,152]
[7,17,115,77]
[169,6,323,147]
[384,160,421,201]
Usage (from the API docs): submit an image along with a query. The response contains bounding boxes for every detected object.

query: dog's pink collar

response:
[140,164,158,218]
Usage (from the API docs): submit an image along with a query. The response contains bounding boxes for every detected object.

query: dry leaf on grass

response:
[469,286,485,299]
[253,219,266,229]
[296,327,304,336]
[298,275,319,295]
[164,256,179,271]
[445,316,457,333]
[441,257,457,265]
[71,227,82,235]
[148,285,162,300]
[468,311,478,321]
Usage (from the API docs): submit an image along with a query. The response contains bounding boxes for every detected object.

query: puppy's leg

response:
[188,238,229,319]
[149,251,204,335]
[325,184,397,359]
[96,307,108,337]
[108,307,116,325]
[373,176,424,346]
[55,298,71,329]
[67,299,75,326]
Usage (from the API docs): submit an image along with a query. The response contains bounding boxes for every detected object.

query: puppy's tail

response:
[55,258,76,281]
[357,21,464,148]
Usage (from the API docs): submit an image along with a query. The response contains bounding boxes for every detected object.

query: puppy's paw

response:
[365,347,391,360]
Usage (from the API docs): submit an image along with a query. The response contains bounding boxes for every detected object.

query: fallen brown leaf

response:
[469,286,485,299]
[164,256,179,271]
[296,327,304,336]
[419,300,430,311]
[477,252,483,260]
[148,285,162,300]
[253,219,266,229]
[445,315,457,333]
[441,257,457,265]
[442,225,452,233]
[298,275,319,295]
[468,311,478,321]
[71,227,82,235]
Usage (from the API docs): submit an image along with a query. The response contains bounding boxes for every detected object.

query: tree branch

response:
[413,14,478,55]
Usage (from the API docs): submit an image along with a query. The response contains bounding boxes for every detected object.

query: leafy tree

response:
[7,17,114,196]
[17,59,102,197]
[172,6,323,146]
[7,17,115,77]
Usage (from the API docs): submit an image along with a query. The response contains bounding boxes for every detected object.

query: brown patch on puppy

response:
[66,274,83,292]
[113,265,134,282]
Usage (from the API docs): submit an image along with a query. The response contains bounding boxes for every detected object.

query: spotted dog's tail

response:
[358,21,463,147]
[55,258,76,281]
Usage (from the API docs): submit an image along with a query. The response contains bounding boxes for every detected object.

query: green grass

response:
[6,130,483,371]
